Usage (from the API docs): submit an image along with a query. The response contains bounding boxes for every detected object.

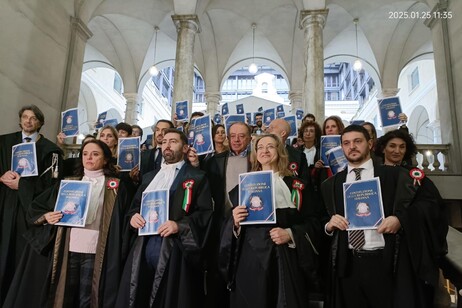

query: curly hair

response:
[374,129,417,163]
[298,121,322,147]
[251,134,291,177]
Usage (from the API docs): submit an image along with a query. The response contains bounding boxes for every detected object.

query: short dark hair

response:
[190,112,204,120]
[115,122,133,135]
[255,112,263,117]
[302,113,316,122]
[131,124,143,137]
[155,119,174,129]
[341,125,370,142]
[162,128,188,146]
[76,139,118,177]
[375,129,417,162]
[19,105,45,131]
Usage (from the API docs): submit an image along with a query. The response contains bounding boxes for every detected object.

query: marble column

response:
[205,92,221,116]
[123,93,140,124]
[299,9,328,122]
[425,1,461,172]
[60,17,92,112]
[289,91,303,114]
[378,88,399,98]
[171,14,201,120]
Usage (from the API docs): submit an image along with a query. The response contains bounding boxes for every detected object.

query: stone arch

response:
[408,105,433,143]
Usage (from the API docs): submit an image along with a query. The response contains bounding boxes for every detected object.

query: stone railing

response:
[413,144,451,174]
[62,144,81,159]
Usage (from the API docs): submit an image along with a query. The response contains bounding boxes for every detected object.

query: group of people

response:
[0,104,448,308]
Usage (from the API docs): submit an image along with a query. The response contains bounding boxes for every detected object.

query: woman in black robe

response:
[221,134,322,308]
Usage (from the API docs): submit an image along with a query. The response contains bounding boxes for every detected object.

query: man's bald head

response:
[267,118,291,142]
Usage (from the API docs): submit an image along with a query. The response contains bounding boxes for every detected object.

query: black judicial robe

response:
[220,176,322,308]
[0,131,62,304]
[116,163,213,308]
[321,165,448,308]
[3,176,131,308]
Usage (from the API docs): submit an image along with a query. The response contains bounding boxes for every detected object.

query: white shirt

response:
[22,131,38,143]
[346,159,385,250]
[303,146,316,166]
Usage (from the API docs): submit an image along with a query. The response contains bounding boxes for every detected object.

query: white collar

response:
[22,131,38,142]
[347,158,373,174]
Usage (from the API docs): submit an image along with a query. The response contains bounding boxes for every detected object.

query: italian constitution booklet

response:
[54,180,92,227]
[139,189,169,236]
[11,142,38,177]
[284,115,298,137]
[236,103,244,114]
[192,114,213,155]
[378,96,403,129]
[61,107,79,137]
[117,137,140,171]
[320,135,341,166]
[224,114,246,135]
[239,170,276,225]
[343,177,384,230]
[175,100,189,121]
[95,111,107,129]
[325,146,348,175]
[263,108,275,126]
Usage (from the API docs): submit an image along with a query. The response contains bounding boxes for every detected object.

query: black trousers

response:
[338,250,392,308]
[64,252,96,308]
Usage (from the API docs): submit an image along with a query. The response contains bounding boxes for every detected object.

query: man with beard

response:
[321,125,447,308]
[0,105,62,304]
[117,129,213,308]
[252,112,263,135]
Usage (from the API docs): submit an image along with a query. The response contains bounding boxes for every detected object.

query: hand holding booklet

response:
[54,180,92,227]
[139,189,169,236]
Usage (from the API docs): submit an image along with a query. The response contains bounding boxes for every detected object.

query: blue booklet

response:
[95,111,107,129]
[283,115,298,137]
[214,113,222,124]
[277,104,284,113]
[176,101,189,122]
[177,126,184,132]
[118,137,140,171]
[350,120,365,125]
[296,109,304,120]
[276,111,285,118]
[325,146,348,174]
[236,104,244,114]
[139,189,169,236]
[263,108,275,126]
[343,178,384,230]
[320,135,341,165]
[239,171,276,225]
[378,96,402,128]
[11,142,38,177]
[144,134,153,148]
[224,114,246,135]
[187,120,196,145]
[54,180,92,227]
[246,112,252,125]
[192,114,213,155]
[222,103,229,115]
[103,119,118,128]
[61,108,79,137]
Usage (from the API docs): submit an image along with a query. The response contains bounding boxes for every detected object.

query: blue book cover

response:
[276,111,285,118]
[118,137,140,171]
[95,111,107,129]
[175,101,189,121]
[296,109,304,120]
[263,108,275,126]
[343,178,384,230]
[277,104,284,113]
[320,135,341,165]
[378,96,402,128]
[239,171,276,225]
[139,189,169,236]
[350,120,365,125]
[187,119,196,145]
[177,126,184,132]
[222,103,229,115]
[192,114,213,155]
[325,146,348,174]
[246,113,252,125]
[54,180,92,227]
[144,134,153,147]
[11,142,38,177]
[61,108,79,137]
[214,113,222,124]
[236,104,244,114]
[103,119,118,128]
[224,115,246,135]
[283,115,297,137]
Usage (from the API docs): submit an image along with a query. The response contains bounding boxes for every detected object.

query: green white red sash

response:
[291,179,304,211]
[182,179,195,213]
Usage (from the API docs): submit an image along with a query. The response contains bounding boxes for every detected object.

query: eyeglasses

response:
[256,144,276,152]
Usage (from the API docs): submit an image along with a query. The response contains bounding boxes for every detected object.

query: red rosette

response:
[107,179,119,190]
[289,162,299,176]
[409,168,425,186]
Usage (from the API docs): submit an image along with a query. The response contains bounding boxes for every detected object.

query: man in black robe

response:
[0,105,62,304]
[321,125,447,308]
[116,129,213,308]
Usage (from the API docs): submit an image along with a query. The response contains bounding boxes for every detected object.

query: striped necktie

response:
[348,168,366,251]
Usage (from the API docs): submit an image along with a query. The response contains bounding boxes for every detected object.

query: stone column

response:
[171,14,201,120]
[205,92,221,116]
[289,91,303,114]
[378,88,399,98]
[299,9,328,122]
[123,93,140,124]
[60,17,92,112]
[425,1,461,172]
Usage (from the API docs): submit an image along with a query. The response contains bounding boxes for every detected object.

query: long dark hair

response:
[75,139,118,177]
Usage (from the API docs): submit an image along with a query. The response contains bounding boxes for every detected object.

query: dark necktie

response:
[348,168,366,250]
[154,148,162,170]
[24,137,32,143]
